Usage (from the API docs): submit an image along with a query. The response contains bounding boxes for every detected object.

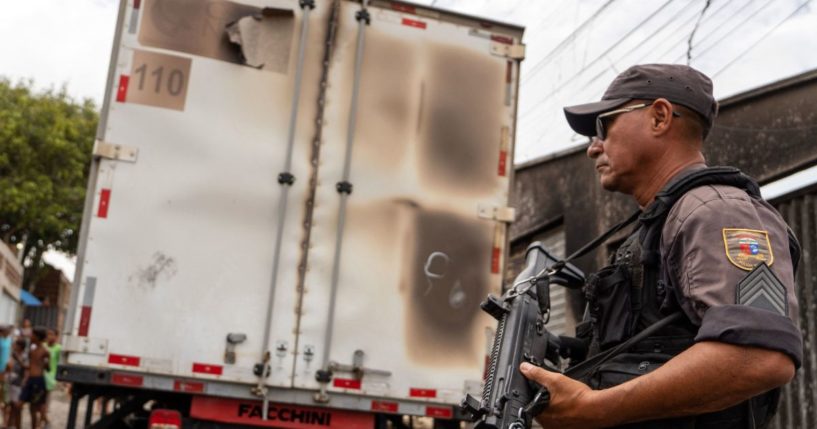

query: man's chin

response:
[598,175,619,192]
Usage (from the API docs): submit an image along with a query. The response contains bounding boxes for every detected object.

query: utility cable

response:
[713,0,813,78]
[686,0,713,65]
[523,0,619,83]
[672,0,776,63]
[519,0,676,119]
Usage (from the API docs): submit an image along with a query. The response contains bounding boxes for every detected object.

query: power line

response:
[713,0,812,77]
[518,0,676,119]
[686,0,713,64]
[522,0,619,84]
[520,0,736,124]
[519,0,737,143]
[672,0,776,63]
[650,0,758,64]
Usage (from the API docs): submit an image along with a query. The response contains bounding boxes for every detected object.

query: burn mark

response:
[418,43,506,195]
[225,8,295,73]
[402,207,493,366]
[129,252,178,289]
[353,30,417,171]
[139,0,260,66]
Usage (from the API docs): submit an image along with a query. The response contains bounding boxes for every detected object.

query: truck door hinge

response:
[93,140,139,163]
[329,350,391,379]
[478,204,516,223]
[490,42,526,60]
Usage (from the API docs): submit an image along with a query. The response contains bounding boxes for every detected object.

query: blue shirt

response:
[0,336,11,371]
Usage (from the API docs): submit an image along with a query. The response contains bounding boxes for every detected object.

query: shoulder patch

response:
[722,228,774,271]
[736,262,787,316]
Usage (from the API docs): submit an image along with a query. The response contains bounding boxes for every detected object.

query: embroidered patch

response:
[723,228,773,271]
[736,262,787,316]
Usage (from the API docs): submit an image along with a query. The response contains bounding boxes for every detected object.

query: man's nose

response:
[587,138,603,159]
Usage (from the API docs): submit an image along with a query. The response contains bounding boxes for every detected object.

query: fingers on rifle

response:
[520,362,556,384]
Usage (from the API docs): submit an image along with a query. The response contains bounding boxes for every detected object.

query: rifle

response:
[461,242,586,429]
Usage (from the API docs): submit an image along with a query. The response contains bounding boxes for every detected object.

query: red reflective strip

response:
[506,61,513,84]
[409,388,437,398]
[174,380,205,393]
[498,150,508,176]
[491,34,514,45]
[426,406,453,419]
[371,400,398,413]
[111,373,143,387]
[401,18,427,29]
[133,0,141,9]
[333,378,362,389]
[78,306,92,337]
[480,21,494,29]
[192,363,223,375]
[116,75,129,102]
[97,188,111,218]
[391,4,416,14]
[491,247,501,273]
[109,354,141,367]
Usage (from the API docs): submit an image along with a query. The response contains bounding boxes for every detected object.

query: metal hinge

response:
[93,140,139,163]
[478,204,516,223]
[329,350,392,378]
[490,42,526,60]
[63,335,109,355]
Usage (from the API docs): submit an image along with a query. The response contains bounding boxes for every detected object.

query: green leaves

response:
[0,78,98,289]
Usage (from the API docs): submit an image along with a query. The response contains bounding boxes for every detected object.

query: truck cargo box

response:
[61,0,524,426]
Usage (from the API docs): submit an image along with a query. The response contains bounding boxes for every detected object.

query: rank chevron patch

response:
[736,262,787,316]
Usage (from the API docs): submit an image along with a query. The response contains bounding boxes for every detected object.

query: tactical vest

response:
[573,166,799,429]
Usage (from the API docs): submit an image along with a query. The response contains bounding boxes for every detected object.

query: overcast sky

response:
[2,0,817,276]
[2,0,815,160]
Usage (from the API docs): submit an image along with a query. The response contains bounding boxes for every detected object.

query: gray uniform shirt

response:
[659,173,802,367]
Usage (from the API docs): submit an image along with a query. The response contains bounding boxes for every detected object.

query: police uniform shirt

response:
[660,166,802,368]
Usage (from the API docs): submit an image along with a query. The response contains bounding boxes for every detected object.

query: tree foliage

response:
[0,78,98,290]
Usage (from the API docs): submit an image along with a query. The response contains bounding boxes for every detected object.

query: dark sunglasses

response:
[595,102,681,141]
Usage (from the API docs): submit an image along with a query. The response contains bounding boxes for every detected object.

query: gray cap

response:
[563,64,718,137]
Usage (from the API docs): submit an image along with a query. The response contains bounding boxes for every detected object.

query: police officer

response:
[521,64,802,429]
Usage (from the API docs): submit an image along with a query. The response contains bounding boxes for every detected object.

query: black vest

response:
[574,167,797,429]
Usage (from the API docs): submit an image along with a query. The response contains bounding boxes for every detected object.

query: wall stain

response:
[129,252,178,289]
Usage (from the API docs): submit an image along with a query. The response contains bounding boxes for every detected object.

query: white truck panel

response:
[295,1,518,402]
[66,0,524,414]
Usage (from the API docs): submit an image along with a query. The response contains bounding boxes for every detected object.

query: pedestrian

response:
[42,329,61,429]
[0,326,12,427]
[521,64,801,428]
[20,329,48,429]
[7,338,27,429]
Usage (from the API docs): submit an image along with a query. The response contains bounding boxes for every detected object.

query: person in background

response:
[0,326,12,427]
[42,329,61,429]
[7,339,27,429]
[20,328,48,429]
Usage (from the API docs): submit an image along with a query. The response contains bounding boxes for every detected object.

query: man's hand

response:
[520,362,609,429]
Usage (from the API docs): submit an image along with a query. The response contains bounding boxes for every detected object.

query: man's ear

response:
[650,98,674,136]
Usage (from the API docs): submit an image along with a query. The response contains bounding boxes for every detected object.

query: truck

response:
[59,0,525,428]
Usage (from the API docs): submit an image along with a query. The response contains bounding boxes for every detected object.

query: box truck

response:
[59,0,524,427]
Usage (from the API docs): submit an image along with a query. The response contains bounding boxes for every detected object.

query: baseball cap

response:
[563,64,718,138]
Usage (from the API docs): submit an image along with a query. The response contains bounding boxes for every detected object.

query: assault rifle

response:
[461,242,586,429]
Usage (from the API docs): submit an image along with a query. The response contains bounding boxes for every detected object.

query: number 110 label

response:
[126,50,192,111]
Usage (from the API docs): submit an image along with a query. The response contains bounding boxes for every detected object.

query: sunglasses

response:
[595,102,681,140]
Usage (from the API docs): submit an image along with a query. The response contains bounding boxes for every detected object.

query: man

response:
[521,64,801,429]
[20,328,49,429]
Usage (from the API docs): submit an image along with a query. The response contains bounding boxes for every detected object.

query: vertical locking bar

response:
[315,0,370,403]
[254,0,315,418]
